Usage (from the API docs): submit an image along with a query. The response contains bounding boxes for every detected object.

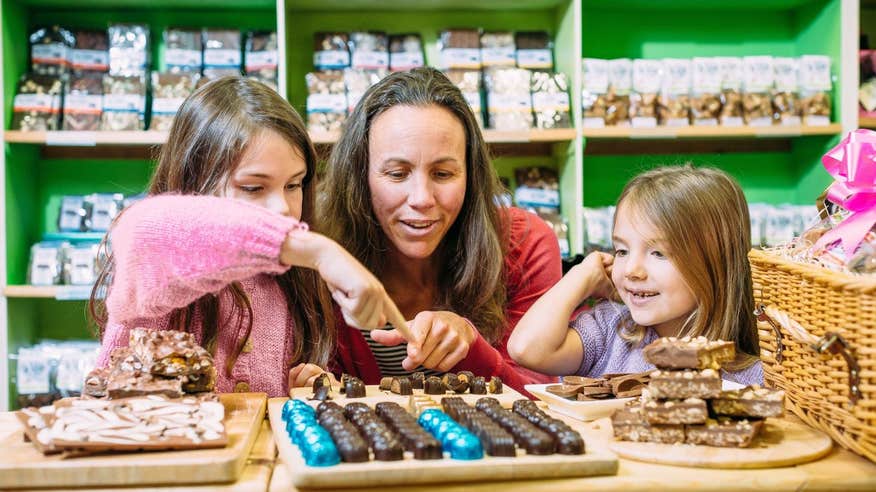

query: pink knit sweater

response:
[96,195,299,397]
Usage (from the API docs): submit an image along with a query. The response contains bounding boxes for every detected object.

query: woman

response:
[319,67,560,391]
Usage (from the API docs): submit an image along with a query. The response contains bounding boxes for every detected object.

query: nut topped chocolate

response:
[129,328,214,378]
[710,386,785,419]
[643,336,735,370]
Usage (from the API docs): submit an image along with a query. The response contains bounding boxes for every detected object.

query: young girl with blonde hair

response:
[508,165,762,384]
[91,76,396,396]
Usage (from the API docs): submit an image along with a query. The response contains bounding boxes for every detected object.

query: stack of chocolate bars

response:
[83,328,217,399]
[612,336,784,448]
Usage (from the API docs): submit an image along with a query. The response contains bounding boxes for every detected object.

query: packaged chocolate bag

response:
[582,58,609,128]
[109,24,150,76]
[29,25,74,76]
[658,58,692,127]
[691,57,722,126]
[101,74,146,131]
[63,72,103,131]
[389,33,424,72]
[306,70,346,132]
[606,59,632,126]
[772,57,801,126]
[71,29,109,73]
[484,67,532,130]
[742,56,774,126]
[203,29,241,78]
[150,72,200,131]
[717,57,744,126]
[314,32,350,70]
[245,30,278,90]
[515,31,553,70]
[531,70,571,129]
[799,55,832,126]
[350,31,388,70]
[438,29,481,69]
[344,68,387,113]
[631,59,661,128]
[445,69,484,127]
[164,28,202,73]
[12,73,63,131]
[480,31,516,67]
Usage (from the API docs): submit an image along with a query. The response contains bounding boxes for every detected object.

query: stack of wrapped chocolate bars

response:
[612,336,785,448]
[84,327,217,399]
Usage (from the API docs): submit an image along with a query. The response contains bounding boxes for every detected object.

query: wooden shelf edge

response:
[581,123,843,140]
[5,129,578,146]
[860,117,876,130]
[4,285,94,300]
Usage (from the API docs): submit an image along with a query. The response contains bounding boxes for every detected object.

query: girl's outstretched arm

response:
[507,252,614,375]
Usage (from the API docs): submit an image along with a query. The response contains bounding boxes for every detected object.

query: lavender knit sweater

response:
[571,301,763,386]
[96,195,298,397]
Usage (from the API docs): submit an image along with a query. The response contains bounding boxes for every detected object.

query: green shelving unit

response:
[0,0,862,410]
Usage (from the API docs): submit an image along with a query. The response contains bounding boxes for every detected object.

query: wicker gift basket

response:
[750,245,876,462]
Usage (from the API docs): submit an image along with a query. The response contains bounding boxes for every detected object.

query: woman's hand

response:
[288,363,337,389]
[283,229,391,329]
[370,311,477,372]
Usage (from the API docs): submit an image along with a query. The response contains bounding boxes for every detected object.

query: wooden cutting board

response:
[610,417,832,469]
[271,387,619,488]
[0,392,267,489]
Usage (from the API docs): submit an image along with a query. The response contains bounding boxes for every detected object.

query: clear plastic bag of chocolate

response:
[717,57,744,126]
[150,72,200,131]
[484,67,533,130]
[515,31,553,70]
[606,59,632,126]
[350,31,388,70]
[314,32,350,70]
[657,58,691,127]
[531,70,571,129]
[771,57,801,126]
[444,69,483,127]
[582,58,609,128]
[306,70,346,132]
[12,73,63,131]
[164,28,203,73]
[344,68,387,113]
[245,30,278,90]
[29,25,74,77]
[631,59,661,128]
[690,57,721,126]
[203,29,241,78]
[742,56,773,126]
[439,29,481,69]
[389,33,424,72]
[109,24,150,76]
[71,29,109,74]
[101,74,146,131]
[799,55,832,126]
[63,73,103,131]
[480,31,516,67]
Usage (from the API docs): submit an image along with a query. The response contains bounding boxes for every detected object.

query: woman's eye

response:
[433,169,455,179]
[239,185,262,194]
[386,170,407,179]
[286,182,302,191]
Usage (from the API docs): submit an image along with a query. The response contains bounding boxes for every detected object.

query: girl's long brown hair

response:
[90,76,336,374]
[318,67,508,343]
[614,165,759,370]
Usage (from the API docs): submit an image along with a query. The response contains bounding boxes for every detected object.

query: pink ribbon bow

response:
[813,129,876,256]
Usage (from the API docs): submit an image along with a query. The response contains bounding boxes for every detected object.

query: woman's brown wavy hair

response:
[318,67,508,343]
[90,76,336,375]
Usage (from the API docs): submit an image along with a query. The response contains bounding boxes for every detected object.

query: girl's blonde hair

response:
[90,76,336,375]
[615,165,759,369]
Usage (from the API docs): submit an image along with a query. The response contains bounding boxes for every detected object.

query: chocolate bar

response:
[641,396,708,425]
[129,328,213,378]
[648,368,722,399]
[686,418,764,448]
[709,386,785,419]
[106,370,183,399]
[183,366,216,393]
[83,367,109,398]
[642,336,735,370]
[611,406,685,444]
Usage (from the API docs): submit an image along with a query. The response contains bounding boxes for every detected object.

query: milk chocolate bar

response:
[685,418,764,448]
[129,328,214,378]
[641,397,708,425]
[643,336,735,370]
[648,368,722,399]
[709,386,785,419]
[106,370,183,399]
[611,406,685,444]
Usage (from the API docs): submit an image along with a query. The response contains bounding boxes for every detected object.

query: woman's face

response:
[223,130,307,220]
[368,104,467,262]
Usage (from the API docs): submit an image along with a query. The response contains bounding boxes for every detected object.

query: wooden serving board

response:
[270,386,619,488]
[610,418,833,469]
[0,392,267,489]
